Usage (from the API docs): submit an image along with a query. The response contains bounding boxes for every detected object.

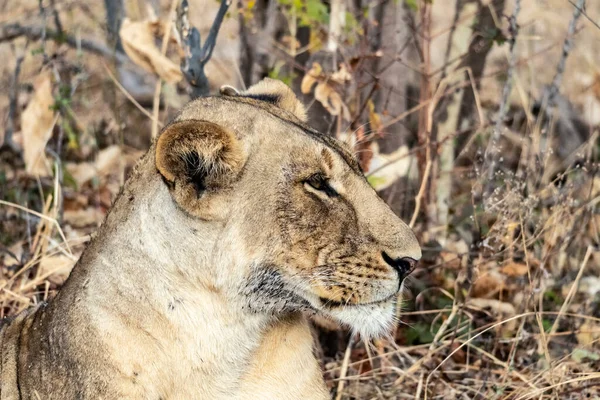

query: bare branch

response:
[546,0,586,109]
[0,23,129,64]
[483,0,521,195]
[2,49,27,152]
[568,0,599,31]
[176,0,232,98]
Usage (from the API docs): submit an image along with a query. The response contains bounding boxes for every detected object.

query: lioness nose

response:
[381,251,418,280]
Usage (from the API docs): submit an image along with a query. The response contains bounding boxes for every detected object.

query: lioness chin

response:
[0,78,420,400]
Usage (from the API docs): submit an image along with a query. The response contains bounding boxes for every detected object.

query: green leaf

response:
[405,0,418,11]
[541,318,552,333]
[367,175,386,188]
[304,0,328,25]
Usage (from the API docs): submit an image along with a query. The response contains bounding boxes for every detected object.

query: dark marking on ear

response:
[242,93,281,104]
[183,151,207,197]
[159,170,175,190]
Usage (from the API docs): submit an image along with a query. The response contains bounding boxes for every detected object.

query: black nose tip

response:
[382,251,417,279]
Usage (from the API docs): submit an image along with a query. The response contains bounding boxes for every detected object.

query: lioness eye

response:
[305,174,338,197]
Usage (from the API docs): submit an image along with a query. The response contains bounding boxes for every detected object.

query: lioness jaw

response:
[0,78,420,399]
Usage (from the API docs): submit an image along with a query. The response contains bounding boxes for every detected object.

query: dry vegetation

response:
[1,0,600,399]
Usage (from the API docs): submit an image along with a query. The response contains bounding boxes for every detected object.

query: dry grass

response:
[1,0,599,399]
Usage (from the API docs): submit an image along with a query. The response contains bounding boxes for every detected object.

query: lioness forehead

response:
[174,95,363,176]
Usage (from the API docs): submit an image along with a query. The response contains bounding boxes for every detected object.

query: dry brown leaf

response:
[471,271,505,298]
[66,145,122,187]
[501,262,529,277]
[439,251,461,269]
[467,298,517,336]
[281,35,300,50]
[301,62,322,94]
[331,63,351,83]
[96,145,122,175]
[64,208,101,228]
[21,71,56,176]
[119,18,182,83]
[66,162,95,187]
[576,321,600,347]
[367,99,383,136]
[2,241,24,269]
[314,82,350,120]
[38,254,76,286]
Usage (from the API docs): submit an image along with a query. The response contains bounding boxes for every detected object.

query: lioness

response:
[0,79,420,399]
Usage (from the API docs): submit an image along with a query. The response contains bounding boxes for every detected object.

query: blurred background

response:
[0,0,599,398]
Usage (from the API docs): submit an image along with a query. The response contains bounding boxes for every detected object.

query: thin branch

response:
[0,23,129,64]
[546,0,586,109]
[483,0,521,196]
[3,46,27,152]
[151,0,179,139]
[176,0,232,98]
[49,0,64,36]
[568,0,599,31]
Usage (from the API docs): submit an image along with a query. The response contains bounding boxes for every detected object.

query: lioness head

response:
[154,79,420,338]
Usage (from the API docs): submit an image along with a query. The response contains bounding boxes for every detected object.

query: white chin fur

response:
[325,300,396,340]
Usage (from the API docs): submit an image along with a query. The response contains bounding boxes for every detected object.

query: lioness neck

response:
[20,156,327,399]
[65,159,270,397]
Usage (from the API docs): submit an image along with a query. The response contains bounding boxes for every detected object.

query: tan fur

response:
[0,79,420,399]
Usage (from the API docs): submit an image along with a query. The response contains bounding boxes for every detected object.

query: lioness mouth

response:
[318,294,396,309]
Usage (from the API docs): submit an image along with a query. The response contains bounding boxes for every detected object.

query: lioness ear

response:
[156,120,245,216]
[221,78,307,122]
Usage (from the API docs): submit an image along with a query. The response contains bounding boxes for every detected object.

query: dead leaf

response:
[314,82,350,120]
[576,321,600,347]
[301,62,322,94]
[64,208,101,228]
[439,251,461,269]
[119,18,183,83]
[331,63,351,83]
[281,35,300,50]
[96,145,122,176]
[66,145,122,187]
[21,71,56,176]
[66,162,95,187]
[2,241,24,269]
[367,99,383,137]
[501,262,529,277]
[39,254,76,286]
[472,271,505,298]
[468,298,517,336]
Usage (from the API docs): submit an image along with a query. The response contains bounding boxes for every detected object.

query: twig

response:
[0,200,72,256]
[545,0,586,110]
[151,0,179,139]
[483,0,521,196]
[549,245,593,337]
[0,23,129,64]
[48,0,64,36]
[3,46,27,151]
[335,333,356,400]
[102,62,164,127]
[409,150,431,229]
[176,0,231,98]
[568,0,600,30]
